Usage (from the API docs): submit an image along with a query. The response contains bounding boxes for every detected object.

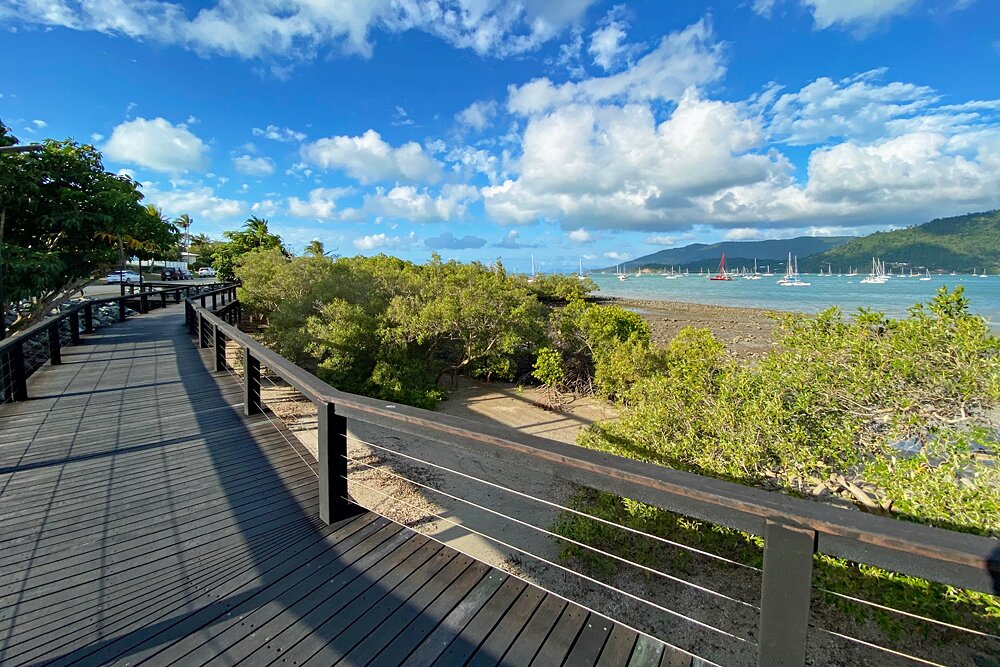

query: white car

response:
[105,270,141,284]
[197,267,216,277]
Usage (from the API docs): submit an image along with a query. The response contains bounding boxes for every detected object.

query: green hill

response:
[798,210,1000,273]
[605,236,851,272]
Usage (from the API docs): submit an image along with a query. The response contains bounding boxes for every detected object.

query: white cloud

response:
[104,117,208,173]
[90,132,104,142]
[753,0,920,35]
[568,228,592,242]
[486,91,783,228]
[723,227,768,240]
[31,119,46,128]
[587,5,636,72]
[141,181,246,220]
[645,234,676,245]
[6,0,596,62]
[288,187,354,219]
[508,19,725,115]
[804,0,916,33]
[366,183,480,222]
[604,251,628,260]
[302,129,443,184]
[232,154,275,176]
[251,199,280,216]
[769,69,939,145]
[252,125,306,143]
[354,232,416,251]
[456,100,498,131]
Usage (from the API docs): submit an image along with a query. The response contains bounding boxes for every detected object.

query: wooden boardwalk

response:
[0,305,683,666]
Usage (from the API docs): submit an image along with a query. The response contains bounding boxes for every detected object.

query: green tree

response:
[304,239,329,257]
[212,216,286,279]
[0,130,173,333]
[175,213,193,252]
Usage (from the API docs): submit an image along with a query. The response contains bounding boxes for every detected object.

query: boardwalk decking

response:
[0,305,682,666]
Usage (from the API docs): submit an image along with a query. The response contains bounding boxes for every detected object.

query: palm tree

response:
[175,213,193,252]
[304,239,327,257]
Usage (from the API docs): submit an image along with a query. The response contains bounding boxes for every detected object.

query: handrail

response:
[187,295,999,667]
[0,282,235,403]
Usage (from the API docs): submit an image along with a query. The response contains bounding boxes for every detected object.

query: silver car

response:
[105,270,141,284]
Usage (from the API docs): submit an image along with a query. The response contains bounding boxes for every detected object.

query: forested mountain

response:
[611,236,851,271]
[797,210,1000,273]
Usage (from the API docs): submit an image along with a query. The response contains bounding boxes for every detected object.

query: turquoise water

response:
[589,272,1000,327]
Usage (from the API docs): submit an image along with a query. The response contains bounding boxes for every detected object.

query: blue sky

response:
[2,0,999,272]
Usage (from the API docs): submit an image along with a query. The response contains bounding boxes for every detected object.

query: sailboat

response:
[577,258,587,281]
[617,264,628,281]
[709,253,733,281]
[919,268,931,281]
[744,258,761,280]
[777,253,810,286]
[527,255,536,283]
[861,257,888,284]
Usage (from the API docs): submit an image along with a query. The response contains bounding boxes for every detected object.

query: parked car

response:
[179,269,193,280]
[105,270,141,284]
[197,267,216,277]
[160,267,182,280]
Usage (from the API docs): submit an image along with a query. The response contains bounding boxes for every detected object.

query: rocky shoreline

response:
[595,296,787,360]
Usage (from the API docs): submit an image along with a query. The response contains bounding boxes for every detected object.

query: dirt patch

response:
[598,297,782,360]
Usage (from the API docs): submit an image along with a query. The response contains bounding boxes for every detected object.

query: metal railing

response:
[183,294,997,666]
[0,282,232,403]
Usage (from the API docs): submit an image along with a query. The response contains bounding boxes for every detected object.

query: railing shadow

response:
[20,307,498,666]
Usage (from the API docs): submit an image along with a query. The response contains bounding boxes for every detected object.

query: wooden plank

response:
[595,624,639,667]
[138,526,420,666]
[431,575,528,666]
[359,558,489,667]
[563,612,614,667]
[494,594,567,666]
[529,602,589,666]
[402,569,509,665]
[327,551,468,666]
[466,586,546,667]
[628,634,665,667]
[235,540,448,666]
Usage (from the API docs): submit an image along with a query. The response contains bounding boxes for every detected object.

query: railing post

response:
[118,299,126,322]
[47,324,62,365]
[214,325,226,372]
[757,521,816,667]
[200,295,206,309]
[69,310,81,345]
[317,401,350,523]
[161,291,167,309]
[199,313,210,348]
[84,303,94,333]
[140,293,149,314]
[174,289,180,304]
[212,293,217,310]
[243,347,261,416]
[10,342,27,401]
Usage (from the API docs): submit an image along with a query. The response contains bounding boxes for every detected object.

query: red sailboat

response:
[709,252,733,281]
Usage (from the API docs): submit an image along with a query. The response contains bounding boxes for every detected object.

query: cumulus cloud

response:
[141,181,246,220]
[424,232,488,249]
[456,100,498,131]
[486,91,783,228]
[366,183,480,222]
[252,125,306,143]
[233,154,275,176]
[302,130,443,184]
[493,230,539,248]
[288,187,355,219]
[507,19,725,115]
[753,0,920,35]
[768,69,939,145]
[6,0,596,63]
[568,228,592,242]
[354,232,416,251]
[31,119,46,128]
[587,5,637,72]
[104,117,208,173]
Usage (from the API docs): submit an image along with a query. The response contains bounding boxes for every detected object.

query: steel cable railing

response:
[187,294,1000,667]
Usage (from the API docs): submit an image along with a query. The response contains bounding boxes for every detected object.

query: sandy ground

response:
[240,296,994,666]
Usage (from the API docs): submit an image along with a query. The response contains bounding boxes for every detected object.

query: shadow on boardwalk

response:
[0,306,670,666]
